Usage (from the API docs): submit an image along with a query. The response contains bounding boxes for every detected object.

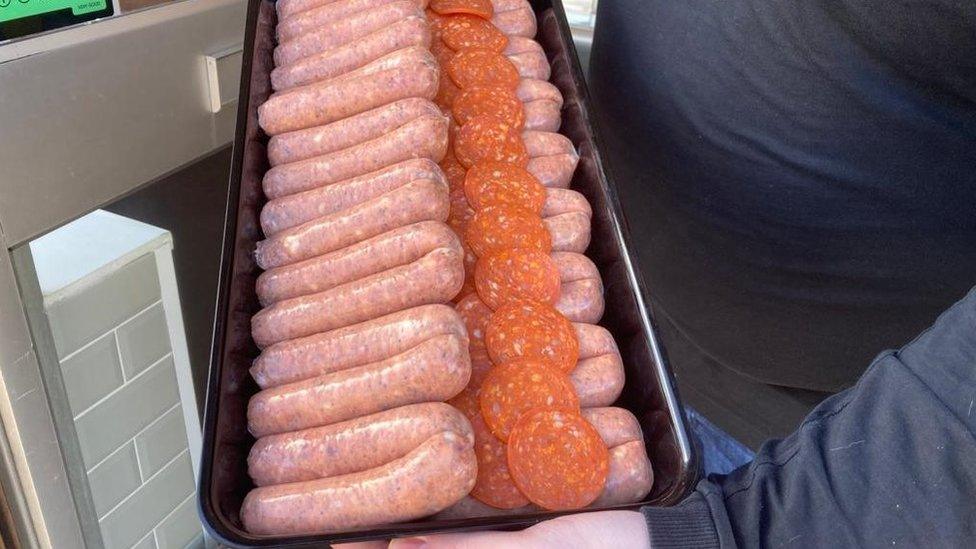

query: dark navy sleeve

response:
[640,287,976,547]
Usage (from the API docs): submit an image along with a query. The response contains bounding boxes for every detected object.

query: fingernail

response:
[390,537,427,549]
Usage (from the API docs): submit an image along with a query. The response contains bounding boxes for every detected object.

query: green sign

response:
[0,0,108,23]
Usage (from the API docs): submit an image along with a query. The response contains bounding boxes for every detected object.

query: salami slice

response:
[447,49,520,90]
[464,161,546,213]
[469,408,531,509]
[430,37,456,67]
[430,0,494,20]
[486,300,579,373]
[441,14,508,52]
[455,115,528,168]
[453,86,525,128]
[479,360,579,441]
[475,248,561,309]
[507,408,609,510]
[455,292,494,353]
[465,205,552,257]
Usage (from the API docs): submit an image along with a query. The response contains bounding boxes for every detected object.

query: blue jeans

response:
[685,407,754,476]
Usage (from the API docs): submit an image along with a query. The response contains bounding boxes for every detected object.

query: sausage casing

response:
[528,153,579,188]
[248,334,471,436]
[591,441,654,507]
[248,402,473,486]
[508,50,551,81]
[581,407,643,448]
[571,353,624,407]
[543,188,592,219]
[524,130,575,158]
[251,304,467,389]
[517,78,564,107]
[258,53,438,136]
[258,221,460,306]
[273,17,430,92]
[524,100,561,132]
[241,431,477,535]
[553,252,605,323]
[256,178,449,270]
[492,5,537,38]
[277,0,413,43]
[251,247,464,348]
[262,113,448,199]
[261,158,445,236]
[274,1,423,66]
[545,212,591,253]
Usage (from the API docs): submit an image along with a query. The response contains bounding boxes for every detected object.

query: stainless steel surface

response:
[0,0,246,247]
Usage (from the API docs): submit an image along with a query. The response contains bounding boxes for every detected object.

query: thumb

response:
[389,510,650,549]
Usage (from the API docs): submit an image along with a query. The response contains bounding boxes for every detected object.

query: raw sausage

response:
[508,50,551,81]
[260,158,445,235]
[591,441,654,507]
[489,0,525,12]
[251,247,463,347]
[543,188,592,219]
[274,2,423,66]
[492,6,536,38]
[256,178,448,270]
[263,114,448,199]
[524,130,575,158]
[241,431,476,535]
[257,221,461,305]
[581,407,643,448]
[259,54,438,135]
[248,334,471,436]
[268,98,442,167]
[273,21,432,91]
[251,304,466,389]
[545,212,591,253]
[524,100,561,132]
[503,36,544,56]
[277,0,419,43]
[571,353,624,407]
[517,78,563,107]
[528,153,579,188]
[553,252,605,323]
[574,322,619,359]
[277,0,339,20]
[248,402,473,486]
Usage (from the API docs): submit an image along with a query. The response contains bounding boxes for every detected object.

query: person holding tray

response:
[344,0,976,546]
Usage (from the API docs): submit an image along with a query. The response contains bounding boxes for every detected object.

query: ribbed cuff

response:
[640,493,721,549]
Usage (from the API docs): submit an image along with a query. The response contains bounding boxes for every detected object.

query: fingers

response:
[388,511,650,549]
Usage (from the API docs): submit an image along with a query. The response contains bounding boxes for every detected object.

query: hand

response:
[338,510,650,549]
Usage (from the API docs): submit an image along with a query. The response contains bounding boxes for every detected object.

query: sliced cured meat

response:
[479,360,578,441]
[475,248,561,309]
[485,300,578,373]
[455,114,528,168]
[453,86,525,128]
[465,205,552,257]
[447,49,520,90]
[507,408,609,511]
[464,161,546,213]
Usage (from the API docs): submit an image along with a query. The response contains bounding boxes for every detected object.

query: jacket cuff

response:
[641,493,721,549]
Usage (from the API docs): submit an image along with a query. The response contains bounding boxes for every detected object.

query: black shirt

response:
[589,0,976,391]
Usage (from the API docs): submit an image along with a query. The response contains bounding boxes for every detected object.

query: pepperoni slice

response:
[466,205,552,257]
[507,408,609,511]
[455,292,494,353]
[447,187,476,235]
[464,161,547,214]
[441,14,509,53]
[475,248,561,310]
[430,0,493,20]
[469,408,531,509]
[455,115,528,168]
[427,9,449,40]
[453,86,526,129]
[479,360,579,441]
[440,148,467,193]
[486,300,579,373]
[447,49,520,90]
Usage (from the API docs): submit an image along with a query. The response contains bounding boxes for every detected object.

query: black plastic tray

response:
[198,1,701,546]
